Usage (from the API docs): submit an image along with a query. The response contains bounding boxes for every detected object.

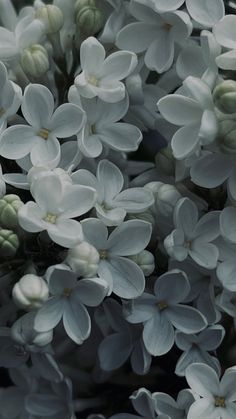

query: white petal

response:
[217,261,236,291]
[216,50,236,71]
[186,0,225,27]
[49,104,85,138]
[176,44,205,80]
[171,124,200,160]
[125,293,157,323]
[214,15,236,49]
[190,241,219,269]
[25,394,64,416]
[97,159,123,201]
[164,229,188,261]
[97,80,126,103]
[190,153,232,188]
[116,23,158,53]
[143,313,174,356]
[60,185,96,218]
[101,51,137,81]
[81,217,108,249]
[22,83,54,128]
[145,33,174,73]
[31,173,62,212]
[113,188,154,212]
[73,278,108,307]
[108,220,152,256]
[158,94,202,126]
[48,218,83,248]
[99,123,142,152]
[0,125,35,159]
[34,296,63,332]
[18,202,45,232]
[187,399,217,419]
[63,297,90,344]
[220,207,236,244]
[220,368,236,401]
[96,204,126,226]
[98,332,132,371]
[186,363,220,398]
[166,305,207,333]
[174,197,198,238]
[193,211,220,241]
[80,36,105,75]
[30,136,61,168]
[154,270,190,304]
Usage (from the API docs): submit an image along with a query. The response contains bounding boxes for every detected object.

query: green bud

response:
[75,0,104,36]
[21,44,49,78]
[0,194,23,229]
[35,5,64,34]
[213,80,236,114]
[0,229,19,258]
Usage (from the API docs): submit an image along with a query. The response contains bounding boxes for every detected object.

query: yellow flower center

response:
[99,250,107,259]
[163,22,172,31]
[158,300,168,311]
[88,75,99,86]
[43,213,57,224]
[215,397,225,408]
[38,128,50,140]
[0,107,5,117]
[63,288,72,297]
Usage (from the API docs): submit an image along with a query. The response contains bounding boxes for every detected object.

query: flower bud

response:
[21,44,49,78]
[155,146,175,176]
[213,80,236,114]
[219,119,236,153]
[66,241,100,277]
[75,0,103,36]
[0,229,19,258]
[0,194,23,229]
[35,5,64,34]
[145,182,181,216]
[129,250,155,276]
[128,211,156,226]
[11,312,53,348]
[12,274,49,310]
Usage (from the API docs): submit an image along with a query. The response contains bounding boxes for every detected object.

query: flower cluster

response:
[0,0,236,418]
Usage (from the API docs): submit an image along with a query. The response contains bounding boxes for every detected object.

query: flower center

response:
[184,240,192,249]
[38,128,50,140]
[88,75,99,87]
[158,300,168,311]
[43,213,57,224]
[163,22,172,31]
[63,288,72,297]
[99,250,107,259]
[89,124,96,135]
[215,396,225,408]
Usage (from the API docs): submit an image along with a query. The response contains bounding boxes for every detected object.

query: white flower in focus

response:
[164,198,220,269]
[186,363,236,419]
[69,86,142,158]
[34,264,108,344]
[0,84,85,167]
[72,159,154,226]
[116,1,192,73]
[82,218,152,298]
[74,36,138,103]
[18,172,96,248]
[213,15,236,70]
[158,77,218,160]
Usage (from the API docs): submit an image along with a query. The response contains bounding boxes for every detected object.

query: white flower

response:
[0,61,22,130]
[73,159,154,226]
[74,36,137,103]
[158,76,218,160]
[69,87,142,158]
[186,0,225,28]
[18,172,96,248]
[154,389,195,419]
[135,0,185,13]
[116,1,192,73]
[125,270,207,356]
[34,264,108,344]
[0,14,45,66]
[82,218,152,298]
[0,83,85,167]
[213,15,236,70]
[186,363,236,419]
[164,198,220,269]
[12,274,49,311]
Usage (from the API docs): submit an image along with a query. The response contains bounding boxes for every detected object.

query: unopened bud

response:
[35,5,64,34]
[75,0,103,36]
[129,250,155,276]
[66,241,100,277]
[155,146,175,176]
[219,119,236,153]
[12,274,49,310]
[213,80,236,114]
[0,229,19,258]
[21,44,49,78]
[11,312,53,348]
[0,194,23,229]
[145,182,181,216]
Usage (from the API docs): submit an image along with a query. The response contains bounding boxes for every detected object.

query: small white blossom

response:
[12,274,49,310]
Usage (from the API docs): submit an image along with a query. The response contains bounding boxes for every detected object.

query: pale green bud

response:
[0,194,23,229]
[21,44,49,78]
[0,229,19,258]
[35,5,64,34]
[129,250,155,276]
[155,146,175,176]
[213,80,236,114]
[219,119,236,153]
[12,274,49,311]
[75,0,104,36]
